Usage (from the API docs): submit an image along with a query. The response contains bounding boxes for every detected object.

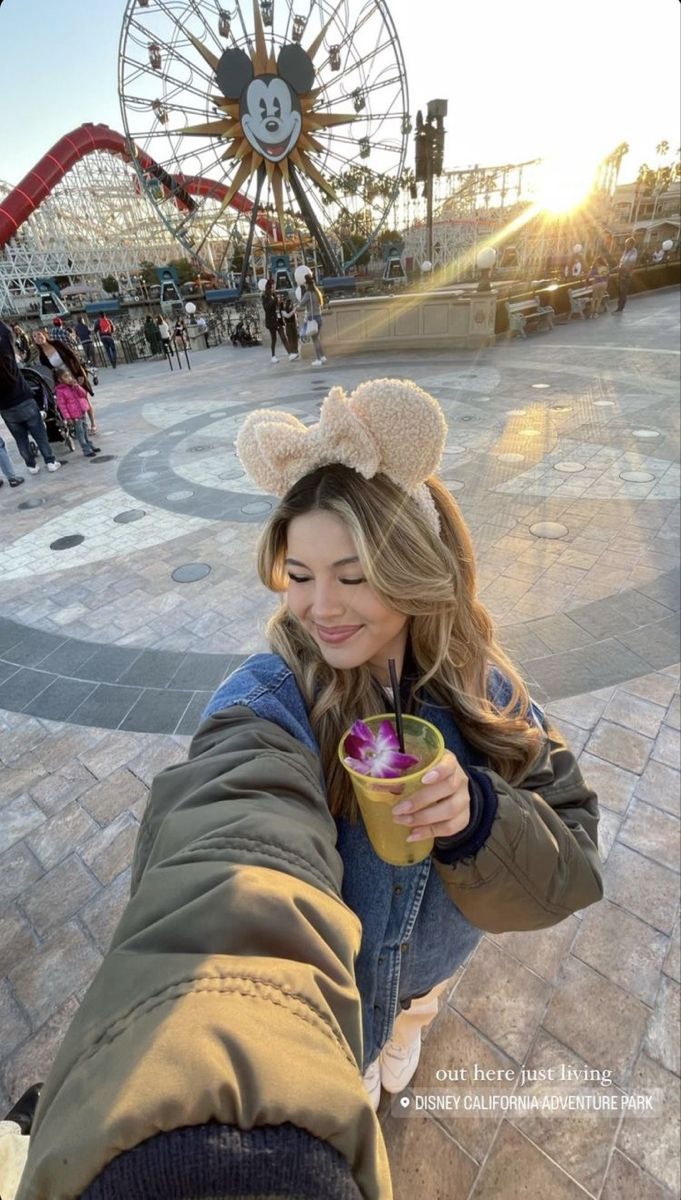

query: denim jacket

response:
[203,653,517,1069]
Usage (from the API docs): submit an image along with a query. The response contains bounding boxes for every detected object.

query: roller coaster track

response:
[0,122,275,250]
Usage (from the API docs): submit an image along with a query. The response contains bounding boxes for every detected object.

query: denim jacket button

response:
[400,942,409,953]
[394,885,403,895]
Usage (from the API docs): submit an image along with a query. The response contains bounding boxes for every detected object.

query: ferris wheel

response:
[118,0,410,281]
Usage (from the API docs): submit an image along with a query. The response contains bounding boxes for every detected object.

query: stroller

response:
[20,366,75,453]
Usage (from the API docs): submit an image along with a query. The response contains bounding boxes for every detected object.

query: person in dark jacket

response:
[74,316,95,365]
[262,278,291,363]
[143,315,162,355]
[33,329,97,432]
[0,321,60,473]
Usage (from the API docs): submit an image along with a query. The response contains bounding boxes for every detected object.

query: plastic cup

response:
[338,714,445,866]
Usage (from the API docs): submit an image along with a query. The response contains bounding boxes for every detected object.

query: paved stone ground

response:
[1,290,679,1197]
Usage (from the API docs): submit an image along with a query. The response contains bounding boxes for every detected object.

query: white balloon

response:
[295,264,312,285]
[258,278,267,292]
[420,260,433,272]
[662,239,673,251]
[184,301,197,314]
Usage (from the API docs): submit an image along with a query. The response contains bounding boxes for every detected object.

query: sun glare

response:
[534,154,599,215]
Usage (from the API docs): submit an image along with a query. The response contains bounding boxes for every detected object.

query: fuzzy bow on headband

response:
[236,378,448,535]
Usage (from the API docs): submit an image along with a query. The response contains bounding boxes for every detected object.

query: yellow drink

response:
[339,714,444,866]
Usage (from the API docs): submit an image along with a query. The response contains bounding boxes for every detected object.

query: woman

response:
[157,314,173,358]
[262,277,291,364]
[615,236,638,312]
[295,273,326,366]
[587,256,610,317]
[11,324,31,364]
[205,379,603,1110]
[33,329,97,433]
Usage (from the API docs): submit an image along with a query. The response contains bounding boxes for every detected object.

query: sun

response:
[178,0,355,246]
[534,153,599,215]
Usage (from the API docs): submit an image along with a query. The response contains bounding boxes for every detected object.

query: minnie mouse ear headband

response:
[236,378,448,536]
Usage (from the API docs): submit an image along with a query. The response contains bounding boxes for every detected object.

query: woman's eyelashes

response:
[286,576,364,585]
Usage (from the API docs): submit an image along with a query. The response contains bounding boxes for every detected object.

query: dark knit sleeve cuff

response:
[433,768,498,865]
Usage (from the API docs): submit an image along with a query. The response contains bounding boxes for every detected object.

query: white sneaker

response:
[288,352,299,361]
[271,356,279,364]
[27,464,40,475]
[320,356,327,364]
[380,1032,422,1094]
[46,461,61,472]
[311,359,323,367]
[362,1060,381,1111]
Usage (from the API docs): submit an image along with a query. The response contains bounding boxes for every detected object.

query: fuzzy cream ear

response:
[347,379,447,489]
[236,409,307,495]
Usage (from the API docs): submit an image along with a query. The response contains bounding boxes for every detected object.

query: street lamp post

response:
[476,246,497,292]
[414,99,447,268]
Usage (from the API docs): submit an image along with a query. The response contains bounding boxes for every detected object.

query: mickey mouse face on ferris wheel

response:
[216,43,315,163]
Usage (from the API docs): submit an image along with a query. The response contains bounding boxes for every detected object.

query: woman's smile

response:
[314,624,364,644]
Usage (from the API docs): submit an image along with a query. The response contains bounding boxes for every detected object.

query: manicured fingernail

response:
[392,804,411,817]
[421,769,439,784]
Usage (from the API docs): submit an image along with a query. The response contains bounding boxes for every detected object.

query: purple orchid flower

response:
[344,719,419,778]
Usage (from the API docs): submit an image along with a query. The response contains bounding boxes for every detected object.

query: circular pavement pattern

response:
[554,462,586,473]
[241,501,273,515]
[113,510,147,524]
[50,535,85,551]
[530,522,569,539]
[171,562,212,583]
[620,471,656,483]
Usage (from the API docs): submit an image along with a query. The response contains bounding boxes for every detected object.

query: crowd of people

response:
[0,319,102,489]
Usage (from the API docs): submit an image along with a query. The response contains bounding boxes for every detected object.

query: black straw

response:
[388,658,405,752]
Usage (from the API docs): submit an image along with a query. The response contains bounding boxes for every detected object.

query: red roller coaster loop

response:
[0,122,277,250]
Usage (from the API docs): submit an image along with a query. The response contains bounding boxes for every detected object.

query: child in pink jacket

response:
[54,371,101,458]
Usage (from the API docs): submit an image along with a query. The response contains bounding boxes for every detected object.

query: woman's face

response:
[285,511,408,681]
[33,330,47,345]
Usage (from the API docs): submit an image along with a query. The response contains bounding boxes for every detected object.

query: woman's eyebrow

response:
[285,557,360,568]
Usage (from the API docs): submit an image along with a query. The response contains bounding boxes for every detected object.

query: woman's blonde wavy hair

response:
[257,464,543,818]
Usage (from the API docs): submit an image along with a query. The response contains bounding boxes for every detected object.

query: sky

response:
[0,0,679,191]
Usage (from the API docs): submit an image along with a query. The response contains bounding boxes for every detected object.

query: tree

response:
[168,257,197,286]
[138,260,157,288]
[101,274,120,294]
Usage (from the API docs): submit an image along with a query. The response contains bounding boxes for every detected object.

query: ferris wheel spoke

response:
[313,69,403,112]
[121,57,219,109]
[126,13,217,90]
[183,0,227,54]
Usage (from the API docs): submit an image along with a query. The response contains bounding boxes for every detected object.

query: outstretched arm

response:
[19,708,391,1200]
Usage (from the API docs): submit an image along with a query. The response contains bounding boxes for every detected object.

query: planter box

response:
[323,290,496,353]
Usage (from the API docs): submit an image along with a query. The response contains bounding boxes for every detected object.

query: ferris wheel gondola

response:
[118,0,409,283]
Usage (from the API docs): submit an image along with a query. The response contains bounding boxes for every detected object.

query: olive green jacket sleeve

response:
[17,708,392,1200]
[433,722,603,933]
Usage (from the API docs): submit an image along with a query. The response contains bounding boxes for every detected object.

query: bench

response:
[505,298,554,338]
[568,286,594,319]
